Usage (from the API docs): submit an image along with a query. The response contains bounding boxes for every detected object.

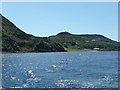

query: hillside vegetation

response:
[49,32,119,51]
[1,14,119,52]
[1,15,65,52]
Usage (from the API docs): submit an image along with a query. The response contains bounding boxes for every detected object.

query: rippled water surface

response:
[2,51,118,88]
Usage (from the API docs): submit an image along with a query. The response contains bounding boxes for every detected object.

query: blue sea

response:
[2,51,118,88]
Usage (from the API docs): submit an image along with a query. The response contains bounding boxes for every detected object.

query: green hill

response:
[49,32,119,51]
[1,14,119,52]
[1,15,65,52]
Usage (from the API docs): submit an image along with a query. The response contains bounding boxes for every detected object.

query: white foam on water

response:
[59,59,72,65]
[28,70,33,74]
[31,74,35,78]
[82,82,95,88]
[101,76,113,81]
[10,86,22,88]
[52,65,57,68]
[56,82,65,87]
[27,77,41,81]
[22,83,29,88]
[55,79,77,88]
[46,69,54,72]
[49,65,61,70]
[81,75,115,88]
[59,61,68,64]
[11,76,16,80]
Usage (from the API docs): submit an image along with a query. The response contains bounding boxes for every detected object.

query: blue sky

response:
[2,2,118,41]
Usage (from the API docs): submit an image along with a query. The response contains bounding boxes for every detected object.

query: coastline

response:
[2,49,119,54]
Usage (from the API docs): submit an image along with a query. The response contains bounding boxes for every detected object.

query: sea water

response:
[2,51,118,88]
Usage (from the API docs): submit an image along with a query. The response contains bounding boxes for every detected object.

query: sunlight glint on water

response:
[2,51,118,88]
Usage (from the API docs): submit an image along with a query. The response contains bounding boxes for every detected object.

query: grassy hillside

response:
[49,32,119,51]
[1,14,119,52]
[1,15,65,52]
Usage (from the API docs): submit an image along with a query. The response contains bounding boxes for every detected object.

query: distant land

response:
[1,14,120,52]
[49,32,120,51]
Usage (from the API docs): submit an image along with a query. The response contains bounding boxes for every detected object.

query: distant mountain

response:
[49,32,119,51]
[1,14,65,52]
